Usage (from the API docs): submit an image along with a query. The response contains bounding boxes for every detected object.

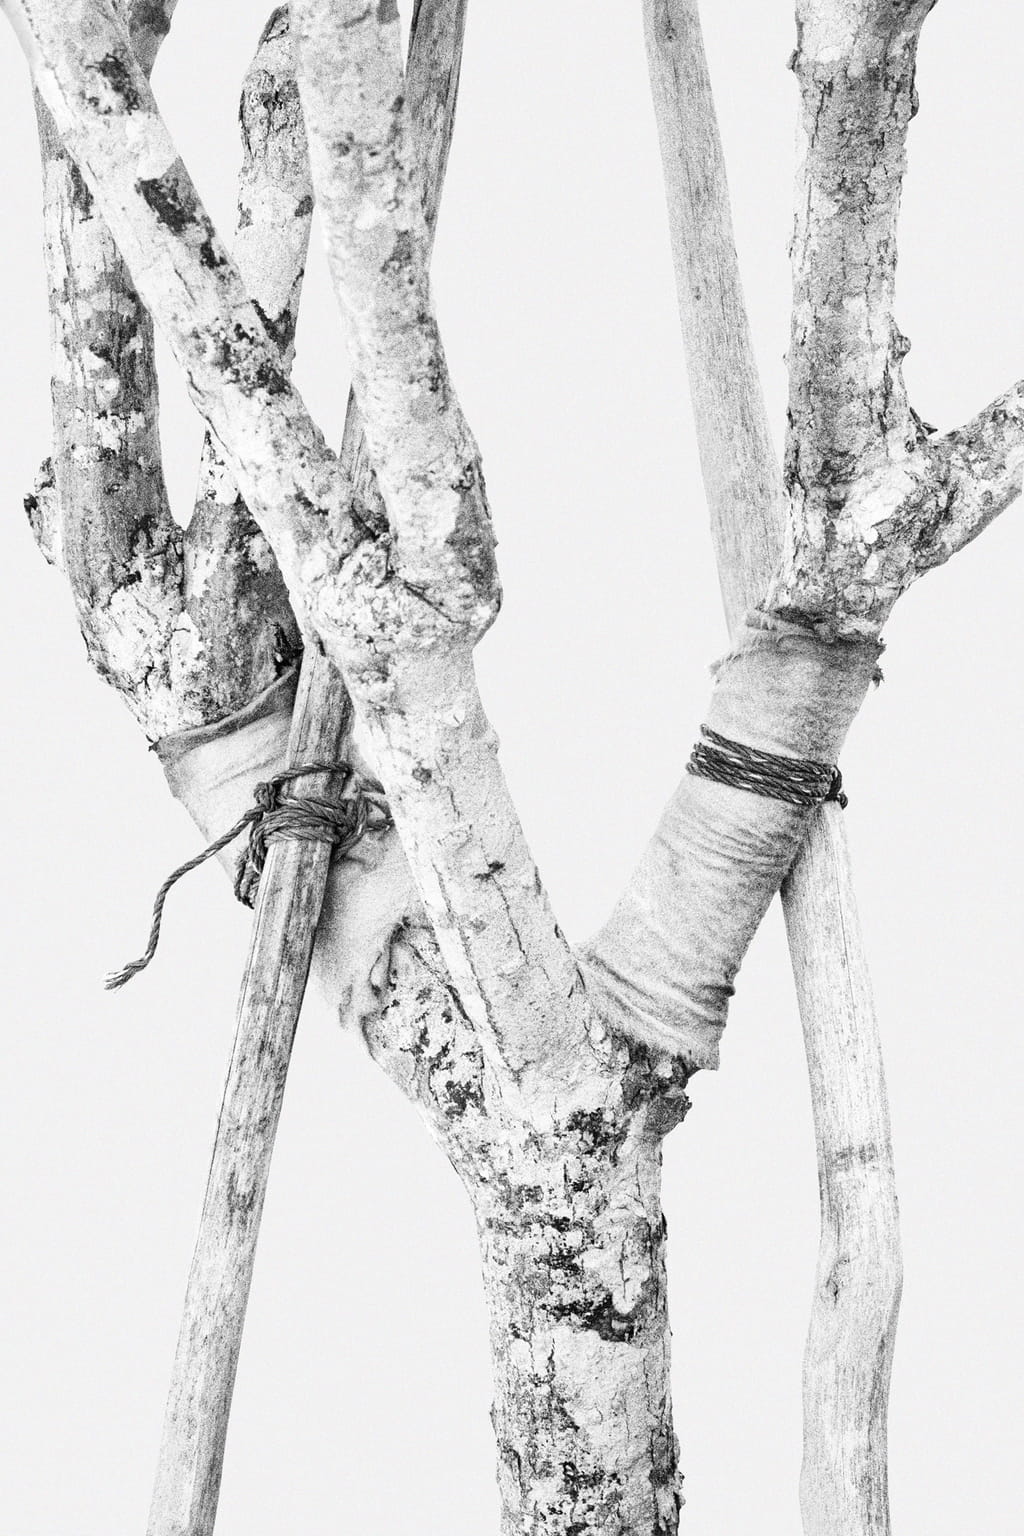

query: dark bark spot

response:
[199,237,226,270]
[443,1077,485,1116]
[474,860,506,880]
[226,1167,257,1218]
[446,459,499,605]
[252,298,295,354]
[68,160,94,218]
[382,228,415,276]
[550,1284,653,1344]
[93,52,141,110]
[212,322,289,398]
[136,165,196,235]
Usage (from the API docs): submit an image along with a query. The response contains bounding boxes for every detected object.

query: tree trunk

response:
[476,1124,680,1536]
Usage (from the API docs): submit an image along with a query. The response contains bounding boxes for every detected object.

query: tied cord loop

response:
[687,725,847,810]
[106,763,391,991]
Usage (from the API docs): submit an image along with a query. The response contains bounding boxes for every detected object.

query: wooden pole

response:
[643,6,902,1530]
[146,7,467,1532]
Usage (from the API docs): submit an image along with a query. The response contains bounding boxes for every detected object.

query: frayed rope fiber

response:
[687,726,847,810]
[106,763,391,990]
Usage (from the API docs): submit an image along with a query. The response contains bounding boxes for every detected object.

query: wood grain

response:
[644,5,902,1530]
[146,7,468,1533]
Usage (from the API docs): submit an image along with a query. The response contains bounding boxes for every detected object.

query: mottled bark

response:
[767,0,1024,639]
[354,930,692,1536]
[32,1,301,738]
[179,3,308,721]
[7,4,1024,1533]
[33,9,184,736]
[292,0,497,629]
[144,11,471,1527]
[156,693,692,1536]
[644,5,903,1532]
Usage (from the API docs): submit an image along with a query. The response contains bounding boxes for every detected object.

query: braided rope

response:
[686,725,847,810]
[106,763,391,990]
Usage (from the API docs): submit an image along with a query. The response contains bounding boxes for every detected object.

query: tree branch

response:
[290,0,497,628]
[7,0,355,602]
[769,0,940,637]
[584,619,879,1068]
[4,0,616,1094]
[179,5,308,724]
[641,0,784,629]
[636,8,903,1530]
[916,377,1024,561]
[33,0,184,736]
[30,1,312,737]
[786,0,936,497]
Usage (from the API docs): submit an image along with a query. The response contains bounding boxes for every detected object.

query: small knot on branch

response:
[106,762,390,989]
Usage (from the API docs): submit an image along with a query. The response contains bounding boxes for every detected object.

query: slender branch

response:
[784,819,901,1536]
[285,1,596,1093]
[145,658,353,1536]
[640,6,902,1533]
[642,0,784,629]
[146,14,491,1530]
[4,0,591,1098]
[180,4,308,723]
[33,0,184,736]
[917,378,1024,562]
[29,3,310,737]
[7,0,354,599]
[291,0,497,628]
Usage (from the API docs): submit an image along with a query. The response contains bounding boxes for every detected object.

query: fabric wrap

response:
[583,621,882,1069]
[153,666,419,1026]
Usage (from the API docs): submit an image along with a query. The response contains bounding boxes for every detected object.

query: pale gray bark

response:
[145,9,468,1529]
[31,0,299,738]
[643,5,902,1532]
[5,3,1024,1533]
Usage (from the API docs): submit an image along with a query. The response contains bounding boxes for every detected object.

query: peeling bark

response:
[291,0,498,630]
[32,0,304,737]
[7,3,1024,1531]
[644,7,905,1532]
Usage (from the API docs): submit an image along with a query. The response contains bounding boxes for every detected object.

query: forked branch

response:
[292,0,497,628]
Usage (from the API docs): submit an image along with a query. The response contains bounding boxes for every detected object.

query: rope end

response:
[104,958,148,991]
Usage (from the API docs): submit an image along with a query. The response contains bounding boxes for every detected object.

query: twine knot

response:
[106,762,390,990]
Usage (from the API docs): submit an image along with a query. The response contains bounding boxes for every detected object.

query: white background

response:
[1,2,1022,1532]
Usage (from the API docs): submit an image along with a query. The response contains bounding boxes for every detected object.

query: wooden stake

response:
[146,7,467,1532]
[643,5,902,1530]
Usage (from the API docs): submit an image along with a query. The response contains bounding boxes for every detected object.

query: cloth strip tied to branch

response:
[106,762,391,989]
